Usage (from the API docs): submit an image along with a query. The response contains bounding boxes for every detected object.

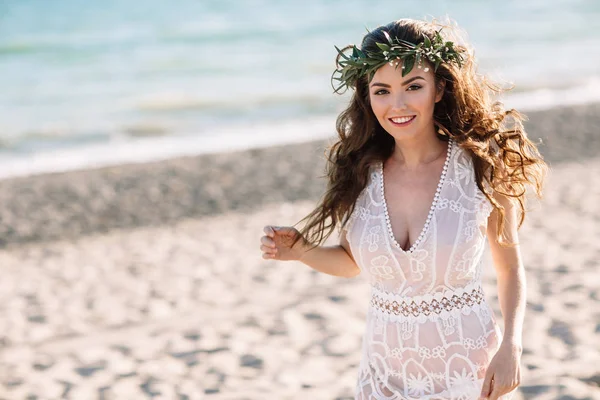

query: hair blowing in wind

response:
[292,18,547,249]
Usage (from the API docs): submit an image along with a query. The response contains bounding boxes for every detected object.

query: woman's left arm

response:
[480,192,525,400]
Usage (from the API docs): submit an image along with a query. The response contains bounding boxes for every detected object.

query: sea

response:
[1,0,599,178]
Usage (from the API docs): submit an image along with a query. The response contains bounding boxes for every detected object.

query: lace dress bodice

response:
[344,140,514,400]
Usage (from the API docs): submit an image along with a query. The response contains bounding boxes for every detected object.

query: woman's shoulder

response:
[446,142,486,193]
[367,160,382,177]
[353,161,381,202]
[446,141,495,218]
[353,160,381,189]
[452,142,494,192]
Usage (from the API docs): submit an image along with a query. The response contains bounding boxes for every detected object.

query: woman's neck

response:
[389,134,447,170]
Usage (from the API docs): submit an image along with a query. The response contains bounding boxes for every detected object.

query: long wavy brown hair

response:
[294,18,547,248]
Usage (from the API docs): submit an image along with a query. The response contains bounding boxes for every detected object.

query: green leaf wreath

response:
[331,29,464,93]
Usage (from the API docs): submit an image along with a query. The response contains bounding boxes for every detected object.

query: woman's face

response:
[368,61,444,141]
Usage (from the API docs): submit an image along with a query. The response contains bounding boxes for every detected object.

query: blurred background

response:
[0,1,599,399]
[1,0,600,177]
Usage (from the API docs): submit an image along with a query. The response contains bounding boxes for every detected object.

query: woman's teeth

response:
[390,116,415,124]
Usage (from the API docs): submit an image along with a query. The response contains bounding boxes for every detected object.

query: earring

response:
[436,125,448,136]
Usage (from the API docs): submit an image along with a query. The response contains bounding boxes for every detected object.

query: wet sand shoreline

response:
[0,102,598,399]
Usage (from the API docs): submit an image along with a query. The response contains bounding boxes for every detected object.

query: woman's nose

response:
[391,93,407,110]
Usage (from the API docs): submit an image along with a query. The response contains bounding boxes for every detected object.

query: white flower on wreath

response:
[370,255,394,280]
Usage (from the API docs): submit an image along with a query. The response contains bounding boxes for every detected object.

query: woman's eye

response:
[407,85,422,91]
[374,89,389,95]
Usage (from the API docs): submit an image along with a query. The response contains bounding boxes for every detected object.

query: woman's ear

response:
[435,79,446,103]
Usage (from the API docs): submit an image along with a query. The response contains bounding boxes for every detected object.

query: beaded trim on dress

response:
[379,138,454,254]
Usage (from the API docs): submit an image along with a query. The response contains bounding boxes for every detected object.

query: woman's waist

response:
[369,282,489,322]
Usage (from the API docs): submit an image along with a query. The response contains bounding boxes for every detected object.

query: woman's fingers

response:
[261,225,300,260]
[263,225,275,238]
[273,226,297,237]
[480,372,494,399]
[260,244,277,254]
[261,235,276,248]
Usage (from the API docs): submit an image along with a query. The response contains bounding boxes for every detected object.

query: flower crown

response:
[331,29,465,93]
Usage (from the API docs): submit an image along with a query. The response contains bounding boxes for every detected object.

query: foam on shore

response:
[1,83,600,181]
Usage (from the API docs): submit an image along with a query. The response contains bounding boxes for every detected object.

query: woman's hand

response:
[260,225,310,261]
[480,341,522,399]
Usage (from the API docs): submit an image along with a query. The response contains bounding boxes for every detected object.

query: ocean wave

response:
[0,130,113,153]
[1,91,600,180]
[133,93,336,112]
[0,30,148,57]
[503,77,600,111]
[0,116,336,179]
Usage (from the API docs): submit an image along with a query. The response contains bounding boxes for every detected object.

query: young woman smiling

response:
[260,18,546,400]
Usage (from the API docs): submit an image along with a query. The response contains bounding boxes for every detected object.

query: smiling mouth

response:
[388,116,416,126]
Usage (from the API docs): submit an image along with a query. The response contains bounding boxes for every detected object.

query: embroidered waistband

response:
[370,284,485,322]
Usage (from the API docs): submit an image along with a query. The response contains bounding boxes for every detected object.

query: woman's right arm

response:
[260,225,360,278]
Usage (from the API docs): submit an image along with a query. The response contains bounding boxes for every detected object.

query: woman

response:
[259,18,546,400]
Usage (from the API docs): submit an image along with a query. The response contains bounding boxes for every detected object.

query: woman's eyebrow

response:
[370,76,426,88]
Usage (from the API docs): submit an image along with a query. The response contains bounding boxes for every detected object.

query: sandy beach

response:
[0,103,599,399]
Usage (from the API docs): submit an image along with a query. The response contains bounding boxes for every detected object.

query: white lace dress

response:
[344,139,515,399]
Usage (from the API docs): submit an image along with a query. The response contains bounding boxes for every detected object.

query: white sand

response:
[0,158,599,399]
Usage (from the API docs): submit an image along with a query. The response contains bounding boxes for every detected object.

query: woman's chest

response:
[346,148,494,286]
[382,164,446,252]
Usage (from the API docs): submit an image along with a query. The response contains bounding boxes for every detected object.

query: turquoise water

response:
[0,0,599,175]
